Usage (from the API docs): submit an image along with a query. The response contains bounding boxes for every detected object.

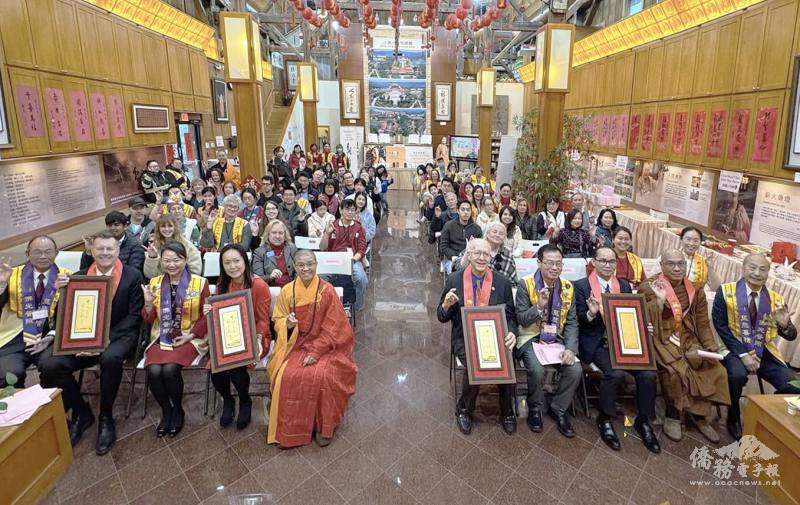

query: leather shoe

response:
[727,420,742,441]
[95,414,116,455]
[548,409,575,438]
[526,409,543,433]
[501,415,517,434]
[156,408,172,438]
[455,411,473,435]
[69,406,95,447]
[168,408,185,437]
[634,419,661,454]
[598,418,620,450]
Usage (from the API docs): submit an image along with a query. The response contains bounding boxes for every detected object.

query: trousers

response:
[0,332,44,386]
[456,352,514,416]
[591,347,657,420]
[517,343,581,415]
[723,350,800,423]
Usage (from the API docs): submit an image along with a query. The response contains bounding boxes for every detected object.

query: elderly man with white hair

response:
[199,194,252,251]
[456,222,517,286]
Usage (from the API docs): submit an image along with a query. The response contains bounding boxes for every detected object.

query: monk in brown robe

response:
[267,249,357,448]
[639,249,729,443]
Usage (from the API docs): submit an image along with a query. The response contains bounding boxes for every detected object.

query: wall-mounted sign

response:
[271,51,284,70]
[132,104,170,132]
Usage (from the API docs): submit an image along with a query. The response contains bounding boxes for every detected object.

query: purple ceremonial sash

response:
[159,269,190,347]
[535,270,562,344]
[21,263,59,340]
[735,279,771,358]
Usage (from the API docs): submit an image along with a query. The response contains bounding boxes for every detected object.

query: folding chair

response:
[315,251,356,326]
[55,251,83,272]
[295,236,321,250]
[515,258,539,281]
[560,258,589,282]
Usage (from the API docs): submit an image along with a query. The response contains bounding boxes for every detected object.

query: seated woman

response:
[318,179,340,216]
[219,181,242,208]
[476,195,500,234]
[606,226,643,288]
[252,220,297,286]
[267,249,357,448]
[536,197,565,239]
[471,185,485,220]
[185,178,208,210]
[141,241,210,437]
[196,186,219,227]
[499,206,523,257]
[144,215,202,278]
[307,199,335,238]
[167,200,201,248]
[552,209,594,258]
[238,188,264,249]
[354,191,377,243]
[594,209,618,248]
[196,244,271,429]
[515,198,537,241]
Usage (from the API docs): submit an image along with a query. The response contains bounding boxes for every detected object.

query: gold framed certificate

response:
[53,276,113,355]
[207,289,259,372]
[460,305,516,385]
[602,293,656,370]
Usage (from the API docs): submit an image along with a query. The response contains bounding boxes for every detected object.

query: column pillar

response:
[231,82,266,181]
[303,100,318,148]
[478,107,493,169]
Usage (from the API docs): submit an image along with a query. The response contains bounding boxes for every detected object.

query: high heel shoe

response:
[168,408,184,437]
[156,408,172,438]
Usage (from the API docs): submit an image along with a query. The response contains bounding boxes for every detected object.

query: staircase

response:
[264,101,293,150]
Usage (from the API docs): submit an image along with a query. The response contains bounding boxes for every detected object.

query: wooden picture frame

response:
[601,293,656,370]
[207,289,259,373]
[212,79,229,123]
[434,82,452,122]
[340,80,361,120]
[53,275,113,356]
[785,55,800,169]
[460,305,516,385]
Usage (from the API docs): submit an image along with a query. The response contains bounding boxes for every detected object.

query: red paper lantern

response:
[455,6,467,19]
[341,16,350,27]
[323,0,334,10]
[424,6,434,17]
[489,7,500,20]
[460,0,472,9]
[330,3,340,14]
[302,7,313,19]
[391,0,400,4]
[426,0,437,9]
[390,4,398,15]
[497,0,507,8]
[452,16,462,27]
[364,4,373,17]
[481,12,491,25]
[293,0,303,9]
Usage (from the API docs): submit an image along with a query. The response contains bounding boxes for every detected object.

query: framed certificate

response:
[601,293,656,370]
[207,289,259,373]
[53,276,113,356]
[460,305,516,385]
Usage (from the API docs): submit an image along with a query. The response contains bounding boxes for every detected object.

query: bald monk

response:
[639,249,729,443]
[713,253,798,440]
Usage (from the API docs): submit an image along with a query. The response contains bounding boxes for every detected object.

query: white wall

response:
[455,81,525,137]
[316,80,341,147]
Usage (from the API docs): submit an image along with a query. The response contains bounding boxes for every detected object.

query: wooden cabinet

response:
[143,34,171,91]
[53,0,84,76]
[692,24,718,96]
[27,0,60,73]
[166,41,193,95]
[711,18,738,96]
[76,5,103,80]
[85,81,111,151]
[105,83,129,149]
[685,99,710,166]
[733,6,766,94]
[632,46,650,103]
[128,28,147,88]
[723,93,755,171]
[7,67,51,155]
[95,12,120,82]
[749,90,786,175]
[660,37,682,100]
[667,100,691,164]
[0,0,36,68]
[61,76,95,152]
[701,96,730,169]
[114,20,135,85]
[39,74,74,154]
[676,30,698,99]
[613,52,635,105]
[644,42,664,102]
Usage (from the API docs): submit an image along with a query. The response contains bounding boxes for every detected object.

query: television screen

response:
[450,136,480,160]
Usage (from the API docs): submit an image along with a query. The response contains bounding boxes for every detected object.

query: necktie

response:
[749,292,758,327]
[604,284,611,293]
[35,274,45,307]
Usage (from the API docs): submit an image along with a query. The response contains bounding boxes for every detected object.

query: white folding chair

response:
[314,251,353,276]
[295,236,322,250]
[202,252,221,277]
[560,258,589,282]
[641,258,662,279]
[55,251,83,272]
[515,258,539,281]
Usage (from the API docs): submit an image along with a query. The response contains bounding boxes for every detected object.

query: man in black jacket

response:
[437,238,518,435]
[80,211,145,273]
[440,200,482,275]
[139,159,169,203]
[574,246,659,453]
[427,191,459,245]
[39,230,145,455]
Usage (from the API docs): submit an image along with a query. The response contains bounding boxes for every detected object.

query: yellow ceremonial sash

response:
[7,265,70,318]
[519,276,573,337]
[148,274,205,334]
[212,217,246,247]
[627,252,644,284]
[688,253,709,291]
[721,282,784,363]
[161,202,194,218]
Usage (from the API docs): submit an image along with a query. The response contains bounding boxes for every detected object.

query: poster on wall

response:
[0,155,106,246]
[614,156,635,201]
[749,180,800,255]
[711,176,757,244]
[212,79,229,123]
[470,95,510,135]
[633,161,664,211]
[634,163,714,226]
[102,146,168,205]
[341,80,362,120]
[287,62,298,90]
[434,82,452,122]
[405,145,433,168]
[363,145,387,169]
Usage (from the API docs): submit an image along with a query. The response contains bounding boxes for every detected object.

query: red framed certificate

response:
[460,305,516,385]
[602,293,656,370]
[207,289,259,373]
[53,275,113,355]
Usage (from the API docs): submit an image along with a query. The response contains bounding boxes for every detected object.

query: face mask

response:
[128,223,142,234]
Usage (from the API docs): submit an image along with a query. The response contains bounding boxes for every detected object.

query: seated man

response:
[574,246,659,453]
[267,249,356,448]
[39,230,144,455]
[441,200,483,275]
[515,244,581,438]
[199,194,252,251]
[0,236,70,386]
[127,196,155,245]
[278,186,309,238]
[438,239,517,435]
[427,191,459,245]
[639,249,729,443]
[714,253,799,440]
[320,199,368,311]
[80,211,145,273]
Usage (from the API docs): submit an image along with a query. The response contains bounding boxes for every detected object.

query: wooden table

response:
[743,395,800,505]
[0,390,73,505]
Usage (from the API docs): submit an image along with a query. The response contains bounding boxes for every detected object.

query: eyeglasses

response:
[471,251,492,259]
[28,249,56,257]
[663,261,687,269]
[594,259,616,266]
[540,261,563,269]
[296,262,317,269]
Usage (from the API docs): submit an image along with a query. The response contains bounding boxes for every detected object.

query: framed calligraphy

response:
[602,293,656,371]
[15,84,44,138]
[641,113,654,151]
[688,111,706,156]
[0,72,10,145]
[752,107,778,163]
[45,87,70,143]
[727,108,750,161]
[460,305,515,385]
[788,57,800,168]
[433,82,452,122]
[206,290,259,373]
[672,111,687,154]
[655,112,670,152]
[69,91,91,142]
[706,110,727,159]
[53,276,113,356]
[341,80,362,120]
[90,93,110,140]
[629,114,641,150]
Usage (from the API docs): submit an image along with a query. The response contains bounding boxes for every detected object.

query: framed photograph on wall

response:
[460,305,516,385]
[287,62,299,90]
[434,82,452,122]
[53,276,113,356]
[601,293,656,370]
[212,79,229,123]
[341,80,361,120]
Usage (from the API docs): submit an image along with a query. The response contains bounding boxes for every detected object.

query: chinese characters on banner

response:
[641,112,654,151]
[599,115,609,147]
[727,108,750,160]
[69,91,91,142]
[629,114,641,150]
[15,85,44,138]
[688,111,706,156]
[109,95,126,138]
[619,115,629,148]
[609,115,618,148]
[706,110,727,159]
[672,111,687,154]
[655,112,670,152]
[45,87,70,143]
[90,93,110,140]
[752,107,778,163]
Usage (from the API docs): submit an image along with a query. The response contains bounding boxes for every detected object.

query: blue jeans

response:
[352,261,368,311]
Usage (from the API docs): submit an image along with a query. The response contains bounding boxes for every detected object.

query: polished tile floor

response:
[41,191,775,505]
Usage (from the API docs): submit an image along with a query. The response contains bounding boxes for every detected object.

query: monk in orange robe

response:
[267,249,357,448]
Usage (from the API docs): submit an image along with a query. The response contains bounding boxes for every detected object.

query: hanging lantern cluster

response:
[468,0,506,32]
[389,0,403,29]
[417,0,438,29]
[323,0,351,28]
[443,0,469,30]
[358,0,377,30]
[290,0,324,28]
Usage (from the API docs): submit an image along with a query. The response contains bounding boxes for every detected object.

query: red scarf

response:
[462,266,493,307]
[587,271,620,320]
[660,273,695,338]
[88,258,123,299]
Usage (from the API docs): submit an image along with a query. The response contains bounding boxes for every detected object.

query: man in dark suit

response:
[437,238,518,435]
[574,246,660,453]
[40,230,144,456]
[80,211,145,273]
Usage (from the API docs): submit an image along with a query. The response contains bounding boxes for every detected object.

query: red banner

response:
[688,111,705,156]
[752,107,778,163]
[672,111,687,154]
[45,87,70,142]
[656,112,670,152]
[727,108,750,161]
[629,114,641,150]
[641,113,654,151]
[706,110,726,159]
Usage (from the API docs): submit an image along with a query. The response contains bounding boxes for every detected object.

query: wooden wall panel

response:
[429,26,458,141]
[0,0,35,68]
[336,23,366,128]
[27,0,60,73]
[7,67,51,155]
[53,0,85,76]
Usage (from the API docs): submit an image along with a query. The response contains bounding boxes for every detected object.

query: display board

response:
[750,180,800,255]
[340,126,364,175]
[102,146,168,205]
[711,176,757,244]
[634,162,714,226]
[0,155,106,245]
[405,145,433,168]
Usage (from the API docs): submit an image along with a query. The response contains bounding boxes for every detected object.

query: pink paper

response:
[15,85,44,138]
[752,107,778,163]
[706,110,726,159]
[90,93,110,140]
[532,342,566,366]
[109,95,126,138]
[619,114,629,148]
[45,87,70,142]
[69,91,92,142]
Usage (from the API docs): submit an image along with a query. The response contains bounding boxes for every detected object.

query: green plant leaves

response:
[5,372,17,387]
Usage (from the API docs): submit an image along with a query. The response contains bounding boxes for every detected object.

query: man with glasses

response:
[639,249,729,443]
[515,244,581,437]
[714,253,798,440]
[0,236,70,386]
[438,238,517,435]
[200,195,252,251]
[278,186,309,238]
[257,175,282,206]
[574,247,660,453]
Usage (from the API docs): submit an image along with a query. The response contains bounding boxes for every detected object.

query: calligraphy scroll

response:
[727,108,750,161]
[656,112,670,152]
[90,93,110,140]
[688,111,705,156]
[752,107,777,163]
[109,95,126,138]
[629,114,641,150]
[600,115,609,147]
[69,91,92,142]
[609,115,619,148]
[15,85,45,138]
[619,115,629,148]
[672,112,687,154]
[641,113,654,151]
[45,88,70,142]
[706,110,726,159]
